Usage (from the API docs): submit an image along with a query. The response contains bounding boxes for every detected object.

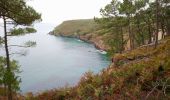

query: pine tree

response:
[0,0,41,99]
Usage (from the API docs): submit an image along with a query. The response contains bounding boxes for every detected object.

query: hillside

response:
[52,19,99,36]
[26,37,170,100]
[51,19,110,51]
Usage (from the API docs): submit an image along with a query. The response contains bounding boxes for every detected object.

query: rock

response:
[48,31,54,35]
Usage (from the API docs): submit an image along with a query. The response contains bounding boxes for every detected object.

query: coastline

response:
[49,31,110,52]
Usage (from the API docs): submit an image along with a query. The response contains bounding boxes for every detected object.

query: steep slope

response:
[52,19,98,36]
[50,19,110,51]
[30,37,170,100]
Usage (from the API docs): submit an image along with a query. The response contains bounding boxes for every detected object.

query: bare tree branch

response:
[9,45,31,48]
[145,82,160,100]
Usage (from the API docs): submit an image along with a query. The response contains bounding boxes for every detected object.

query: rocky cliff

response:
[50,19,110,51]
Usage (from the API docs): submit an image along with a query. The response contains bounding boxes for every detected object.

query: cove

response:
[6,23,110,93]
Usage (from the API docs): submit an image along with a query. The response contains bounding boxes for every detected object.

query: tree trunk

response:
[120,27,124,53]
[164,2,170,36]
[3,16,13,100]
[161,21,165,39]
[148,24,152,44]
[3,79,7,96]
[167,29,170,36]
[155,0,159,48]
[167,23,170,36]
[147,18,152,44]
[136,14,144,45]
[128,15,134,50]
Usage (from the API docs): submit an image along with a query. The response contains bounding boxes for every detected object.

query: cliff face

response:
[50,19,110,51]
[78,33,110,51]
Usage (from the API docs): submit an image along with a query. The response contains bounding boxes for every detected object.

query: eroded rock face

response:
[48,31,54,35]
[78,33,110,51]
[51,19,111,51]
[51,31,110,52]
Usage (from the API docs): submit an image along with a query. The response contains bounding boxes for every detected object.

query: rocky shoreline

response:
[49,31,110,51]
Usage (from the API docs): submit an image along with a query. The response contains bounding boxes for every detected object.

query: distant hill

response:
[53,19,99,36]
[50,19,110,51]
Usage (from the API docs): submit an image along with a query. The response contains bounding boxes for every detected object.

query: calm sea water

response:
[0,23,110,93]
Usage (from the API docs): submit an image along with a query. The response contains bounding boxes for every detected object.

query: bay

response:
[1,23,110,93]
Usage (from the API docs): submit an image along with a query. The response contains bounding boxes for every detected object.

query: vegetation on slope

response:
[0,0,169,99]
[53,19,99,36]
[52,0,170,55]
[52,19,111,51]
[27,37,170,100]
[42,0,170,99]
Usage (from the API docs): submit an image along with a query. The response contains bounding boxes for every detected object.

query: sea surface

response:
[0,23,110,93]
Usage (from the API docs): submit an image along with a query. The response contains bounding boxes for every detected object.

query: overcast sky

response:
[27,0,111,25]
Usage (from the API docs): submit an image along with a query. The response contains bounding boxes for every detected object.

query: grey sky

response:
[27,0,111,25]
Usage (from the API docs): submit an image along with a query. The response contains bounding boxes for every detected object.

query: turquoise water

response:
[1,23,110,93]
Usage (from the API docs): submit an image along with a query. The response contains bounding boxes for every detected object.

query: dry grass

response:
[29,37,170,100]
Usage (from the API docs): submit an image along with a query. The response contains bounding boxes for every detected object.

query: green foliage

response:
[0,36,4,45]
[25,27,37,33]
[0,57,21,92]
[0,0,41,99]
[96,0,170,51]
[24,41,36,47]
[119,0,136,15]
[10,28,25,36]
[10,27,37,36]
[0,0,41,25]
[0,57,6,85]
[53,19,99,36]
